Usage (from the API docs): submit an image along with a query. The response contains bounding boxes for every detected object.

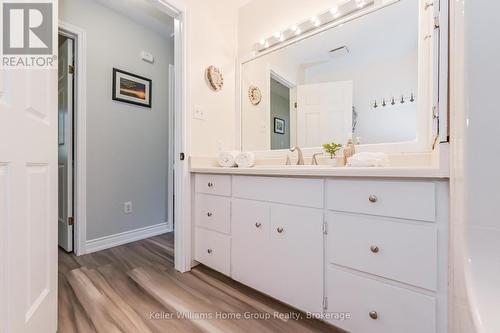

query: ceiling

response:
[93,0,175,38]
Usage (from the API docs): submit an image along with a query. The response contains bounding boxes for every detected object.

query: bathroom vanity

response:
[189,0,451,331]
[190,167,449,333]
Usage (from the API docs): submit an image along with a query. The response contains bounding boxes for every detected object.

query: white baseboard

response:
[85,222,172,254]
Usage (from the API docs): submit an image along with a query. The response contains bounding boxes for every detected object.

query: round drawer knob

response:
[369,311,378,320]
[255,222,262,228]
[370,245,380,254]
[207,182,214,188]
[207,249,213,254]
[368,195,378,203]
[207,212,213,217]
[277,227,284,234]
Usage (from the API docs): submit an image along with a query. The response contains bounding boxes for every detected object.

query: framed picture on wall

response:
[112,68,152,108]
[274,117,285,134]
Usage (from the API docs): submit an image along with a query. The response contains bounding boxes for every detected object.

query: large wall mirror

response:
[240,0,442,152]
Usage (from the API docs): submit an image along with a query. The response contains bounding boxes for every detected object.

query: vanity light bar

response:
[255,0,375,52]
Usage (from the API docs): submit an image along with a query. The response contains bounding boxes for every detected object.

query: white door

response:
[58,38,74,252]
[0,55,58,332]
[297,81,353,146]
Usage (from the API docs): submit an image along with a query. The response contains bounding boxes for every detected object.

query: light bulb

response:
[259,39,266,46]
[274,31,281,38]
[330,5,339,15]
[290,25,298,32]
[295,28,302,35]
[356,0,366,8]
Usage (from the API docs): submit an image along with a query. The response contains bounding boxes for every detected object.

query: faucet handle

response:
[285,155,291,165]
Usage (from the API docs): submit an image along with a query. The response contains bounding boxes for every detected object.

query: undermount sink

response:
[253,165,333,169]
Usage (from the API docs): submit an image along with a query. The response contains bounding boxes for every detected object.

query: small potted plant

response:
[322,142,343,167]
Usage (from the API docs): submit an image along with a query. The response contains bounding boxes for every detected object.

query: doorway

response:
[57,0,182,258]
[58,34,75,252]
[270,77,291,150]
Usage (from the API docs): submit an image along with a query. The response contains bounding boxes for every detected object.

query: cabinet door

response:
[269,205,324,313]
[231,199,271,294]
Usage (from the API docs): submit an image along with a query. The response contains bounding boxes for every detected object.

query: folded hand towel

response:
[348,152,390,167]
[235,152,256,168]
[218,151,239,167]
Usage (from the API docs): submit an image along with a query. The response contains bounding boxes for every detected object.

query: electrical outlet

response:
[193,104,206,120]
[124,201,133,214]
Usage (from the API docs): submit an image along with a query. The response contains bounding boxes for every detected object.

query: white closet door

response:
[297,81,353,147]
[58,38,74,252]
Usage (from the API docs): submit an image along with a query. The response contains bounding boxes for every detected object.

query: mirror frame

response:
[236,0,449,156]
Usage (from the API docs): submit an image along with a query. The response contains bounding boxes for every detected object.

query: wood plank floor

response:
[58,233,344,333]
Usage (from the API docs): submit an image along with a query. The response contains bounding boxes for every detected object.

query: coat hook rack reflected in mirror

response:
[372,92,415,109]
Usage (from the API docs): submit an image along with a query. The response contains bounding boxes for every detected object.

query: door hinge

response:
[294,102,298,109]
[433,105,439,119]
[323,220,328,235]
[68,217,74,226]
[323,296,328,310]
[69,65,75,74]
[180,152,185,161]
[434,16,440,29]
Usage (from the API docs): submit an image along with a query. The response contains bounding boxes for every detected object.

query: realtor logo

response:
[2,2,55,68]
[3,3,52,54]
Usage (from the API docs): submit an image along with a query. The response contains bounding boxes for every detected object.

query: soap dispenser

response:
[343,137,356,165]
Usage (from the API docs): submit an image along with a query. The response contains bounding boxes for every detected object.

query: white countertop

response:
[190,164,448,178]
[190,147,450,179]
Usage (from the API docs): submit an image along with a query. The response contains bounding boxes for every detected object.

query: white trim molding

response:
[85,223,171,254]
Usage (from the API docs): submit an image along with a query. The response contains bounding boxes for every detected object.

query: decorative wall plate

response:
[206,65,224,91]
[248,85,262,105]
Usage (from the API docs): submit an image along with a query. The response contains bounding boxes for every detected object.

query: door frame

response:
[57,0,192,273]
[58,22,87,256]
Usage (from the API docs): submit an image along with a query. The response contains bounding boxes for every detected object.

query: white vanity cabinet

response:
[192,173,448,333]
[232,199,324,314]
[325,179,448,333]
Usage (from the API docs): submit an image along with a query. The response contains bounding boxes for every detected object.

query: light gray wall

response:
[60,0,174,240]
[270,79,291,150]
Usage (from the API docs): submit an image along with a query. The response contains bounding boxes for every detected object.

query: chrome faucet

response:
[311,153,322,165]
[290,146,305,165]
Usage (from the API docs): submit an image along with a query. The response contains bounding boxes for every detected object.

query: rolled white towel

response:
[235,152,256,168]
[348,152,390,167]
[218,151,239,167]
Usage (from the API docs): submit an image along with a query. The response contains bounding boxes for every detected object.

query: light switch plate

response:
[193,104,206,120]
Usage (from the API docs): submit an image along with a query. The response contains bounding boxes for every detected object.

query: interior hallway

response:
[58,233,341,333]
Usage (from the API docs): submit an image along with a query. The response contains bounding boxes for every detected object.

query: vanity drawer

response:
[194,228,230,276]
[327,267,436,333]
[232,176,324,208]
[326,179,436,221]
[195,174,231,196]
[195,194,231,234]
[327,213,437,290]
